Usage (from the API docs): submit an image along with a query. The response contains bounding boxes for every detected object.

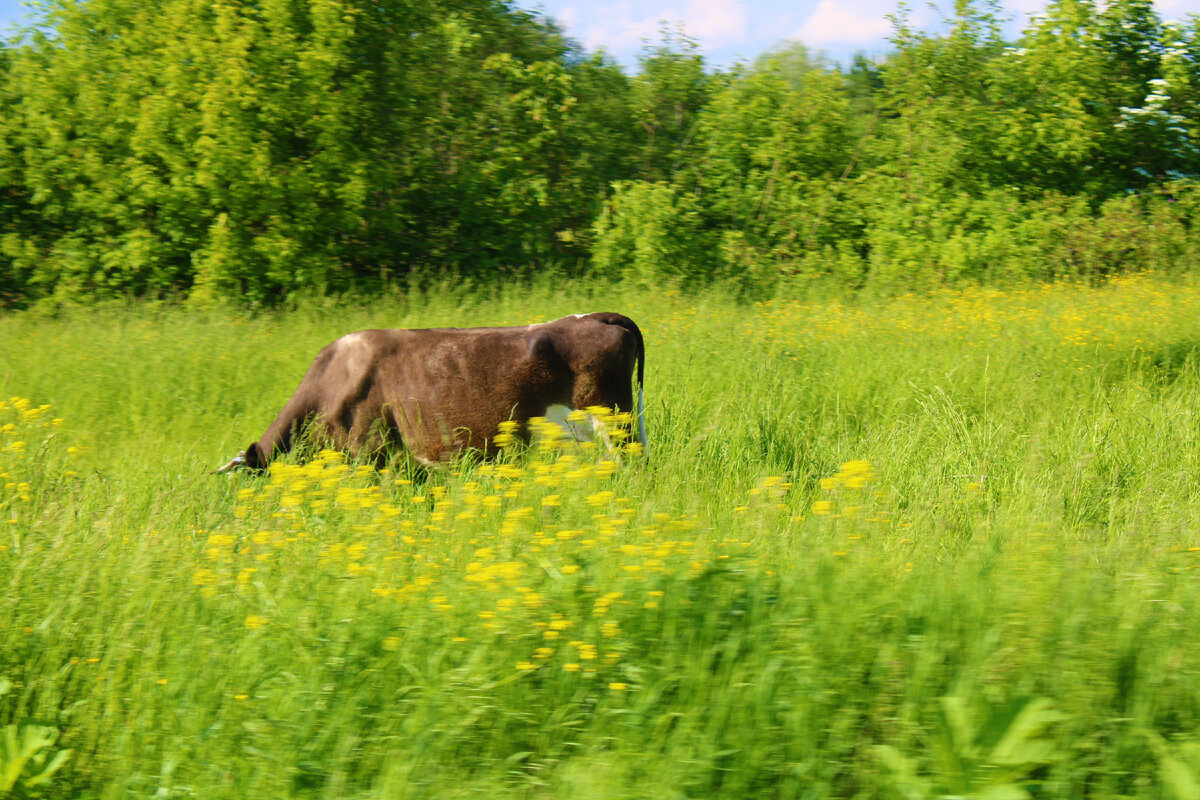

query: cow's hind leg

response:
[570,375,636,453]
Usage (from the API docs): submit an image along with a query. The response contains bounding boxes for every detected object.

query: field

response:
[4,274,1200,799]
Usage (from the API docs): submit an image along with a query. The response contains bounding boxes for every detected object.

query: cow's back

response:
[365,325,575,460]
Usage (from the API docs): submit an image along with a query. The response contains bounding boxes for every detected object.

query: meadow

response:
[3,274,1200,798]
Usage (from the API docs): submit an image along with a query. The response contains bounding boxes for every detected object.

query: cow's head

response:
[243,442,267,471]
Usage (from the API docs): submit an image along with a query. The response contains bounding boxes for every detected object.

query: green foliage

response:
[4,0,1200,299]
[0,680,72,799]
[591,180,715,283]
[0,723,72,799]
[877,696,1064,799]
[1149,732,1200,800]
[632,29,710,182]
[688,46,856,265]
[0,0,627,303]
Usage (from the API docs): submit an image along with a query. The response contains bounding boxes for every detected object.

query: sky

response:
[515,0,1200,70]
[1,0,1199,72]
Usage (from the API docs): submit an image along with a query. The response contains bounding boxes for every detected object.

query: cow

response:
[214,312,646,472]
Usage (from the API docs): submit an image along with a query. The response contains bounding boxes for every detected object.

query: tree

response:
[632,28,710,182]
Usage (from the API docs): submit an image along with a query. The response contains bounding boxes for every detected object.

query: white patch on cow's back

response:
[337,331,372,377]
[527,315,591,327]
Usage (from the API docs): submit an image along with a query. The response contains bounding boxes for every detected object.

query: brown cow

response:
[215,312,646,472]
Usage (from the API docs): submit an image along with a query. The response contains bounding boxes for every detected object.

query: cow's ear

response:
[244,443,265,470]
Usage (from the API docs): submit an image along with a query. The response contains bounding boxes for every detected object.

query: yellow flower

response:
[608,682,627,691]
[244,615,268,630]
[812,500,833,515]
[586,490,615,507]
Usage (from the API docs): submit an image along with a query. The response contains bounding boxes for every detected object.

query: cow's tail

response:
[598,313,647,451]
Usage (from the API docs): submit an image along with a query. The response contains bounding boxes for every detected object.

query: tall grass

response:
[3,274,1200,798]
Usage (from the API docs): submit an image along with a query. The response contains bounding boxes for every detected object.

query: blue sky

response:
[2,0,1199,71]
[517,0,1200,70]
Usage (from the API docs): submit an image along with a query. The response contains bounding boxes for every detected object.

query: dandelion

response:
[608,682,627,691]
[495,420,521,448]
[244,615,268,630]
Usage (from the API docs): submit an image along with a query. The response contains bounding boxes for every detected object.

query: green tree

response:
[687,45,857,270]
[632,29,710,182]
[0,0,637,303]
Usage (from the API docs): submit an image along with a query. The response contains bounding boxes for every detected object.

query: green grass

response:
[4,274,1200,798]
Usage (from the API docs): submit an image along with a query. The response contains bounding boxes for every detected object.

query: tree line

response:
[1,0,1199,304]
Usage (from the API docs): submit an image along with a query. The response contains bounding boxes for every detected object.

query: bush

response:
[591,181,717,284]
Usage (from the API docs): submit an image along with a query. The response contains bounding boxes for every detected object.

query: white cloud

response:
[556,5,579,30]
[685,0,749,43]
[582,0,749,55]
[792,0,893,47]
[1154,0,1200,16]
[581,2,658,53]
